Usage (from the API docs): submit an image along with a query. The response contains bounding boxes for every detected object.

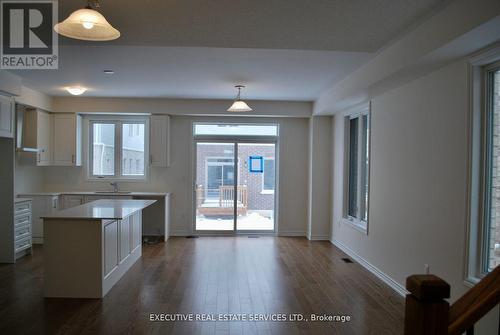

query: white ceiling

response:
[11,0,448,100]
[15,46,371,100]
[58,0,445,52]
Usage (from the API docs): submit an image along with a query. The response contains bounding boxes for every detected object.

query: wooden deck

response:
[197,185,248,216]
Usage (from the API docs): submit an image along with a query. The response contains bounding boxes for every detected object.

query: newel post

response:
[404,274,451,335]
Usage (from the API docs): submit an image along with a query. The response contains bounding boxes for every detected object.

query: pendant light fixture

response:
[227,85,253,112]
[54,0,120,41]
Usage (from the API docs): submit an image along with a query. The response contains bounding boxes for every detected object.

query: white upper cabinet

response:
[37,111,52,165]
[24,109,52,165]
[53,113,82,166]
[150,114,170,167]
[0,95,14,138]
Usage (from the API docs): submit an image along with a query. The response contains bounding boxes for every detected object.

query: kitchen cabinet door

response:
[37,111,52,165]
[119,217,131,262]
[131,211,142,250]
[0,95,14,138]
[103,220,119,277]
[150,115,170,167]
[53,114,82,166]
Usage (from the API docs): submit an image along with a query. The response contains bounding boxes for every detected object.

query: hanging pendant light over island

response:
[227,85,253,112]
[54,0,120,41]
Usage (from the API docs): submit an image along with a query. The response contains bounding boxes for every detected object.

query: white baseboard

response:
[277,230,306,237]
[331,239,408,297]
[308,234,330,241]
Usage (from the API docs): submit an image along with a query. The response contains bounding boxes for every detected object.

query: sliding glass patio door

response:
[194,140,276,233]
[195,142,236,231]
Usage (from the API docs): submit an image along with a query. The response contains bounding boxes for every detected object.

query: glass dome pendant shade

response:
[54,2,120,41]
[227,85,253,112]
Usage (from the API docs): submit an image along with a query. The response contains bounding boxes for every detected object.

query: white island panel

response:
[43,199,153,298]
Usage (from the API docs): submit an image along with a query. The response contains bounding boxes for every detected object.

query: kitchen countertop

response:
[17,191,171,197]
[41,199,157,220]
[14,197,32,203]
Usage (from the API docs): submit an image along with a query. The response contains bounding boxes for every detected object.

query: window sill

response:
[87,176,148,183]
[260,190,275,195]
[342,217,368,234]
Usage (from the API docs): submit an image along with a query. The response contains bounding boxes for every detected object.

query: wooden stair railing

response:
[404,265,500,335]
[448,265,500,335]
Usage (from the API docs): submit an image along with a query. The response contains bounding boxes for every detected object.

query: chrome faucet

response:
[110,182,119,193]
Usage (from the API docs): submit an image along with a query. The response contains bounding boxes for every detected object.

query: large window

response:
[467,54,500,282]
[482,63,500,272]
[344,104,370,231]
[89,118,148,180]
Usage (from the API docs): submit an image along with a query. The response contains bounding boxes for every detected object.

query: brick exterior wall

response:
[196,143,275,211]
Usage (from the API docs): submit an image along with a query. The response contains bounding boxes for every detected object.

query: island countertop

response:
[41,199,156,220]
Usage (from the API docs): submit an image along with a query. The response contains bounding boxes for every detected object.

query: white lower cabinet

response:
[119,217,131,263]
[103,220,119,277]
[131,211,142,250]
[103,212,142,279]
[62,195,84,209]
[13,199,32,260]
[17,195,58,244]
[44,205,148,298]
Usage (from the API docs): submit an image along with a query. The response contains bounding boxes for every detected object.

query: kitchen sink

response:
[94,191,133,194]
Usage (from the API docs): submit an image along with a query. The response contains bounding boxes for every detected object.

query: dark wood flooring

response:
[0,237,404,335]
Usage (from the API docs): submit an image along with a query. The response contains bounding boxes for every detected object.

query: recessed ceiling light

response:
[103,70,114,75]
[66,86,87,96]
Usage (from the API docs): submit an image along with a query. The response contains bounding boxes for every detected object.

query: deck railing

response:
[195,185,249,208]
[219,185,248,207]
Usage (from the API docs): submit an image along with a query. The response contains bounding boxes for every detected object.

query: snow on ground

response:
[196,212,274,230]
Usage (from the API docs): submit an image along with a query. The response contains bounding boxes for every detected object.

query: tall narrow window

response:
[344,104,370,231]
[348,117,359,217]
[484,65,500,272]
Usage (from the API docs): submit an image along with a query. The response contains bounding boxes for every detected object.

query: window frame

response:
[261,157,275,194]
[342,102,371,233]
[86,115,150,181]
[481,61,500,274]
[465,46,500,285]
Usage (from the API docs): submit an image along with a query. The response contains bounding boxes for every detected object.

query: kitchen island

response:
[42,199,156,298]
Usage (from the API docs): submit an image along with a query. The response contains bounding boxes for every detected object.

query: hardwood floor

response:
[0,237,404,335]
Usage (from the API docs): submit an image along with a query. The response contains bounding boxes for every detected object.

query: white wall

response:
[14,154,45,195]
[307,116,332,240]
[331,60,497,333]
[332,60,469,297]
[38,114,309,237]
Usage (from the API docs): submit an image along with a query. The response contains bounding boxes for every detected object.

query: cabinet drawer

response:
[14,214,31,229]
[15,225,31,241]
[14,201,31,216]
[14,236,31,253]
